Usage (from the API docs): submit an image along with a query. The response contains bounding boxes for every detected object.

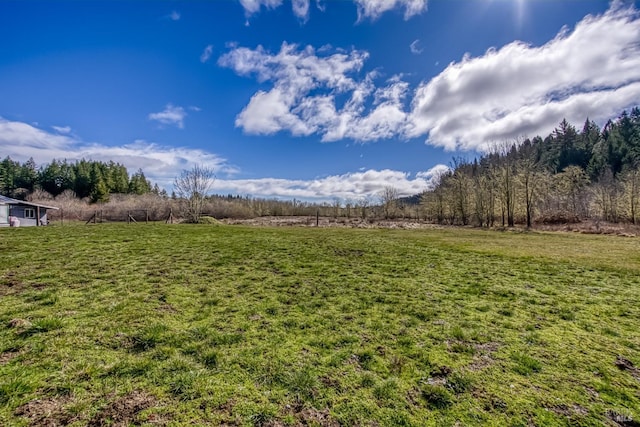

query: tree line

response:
[421,108,640,226]
[0,158,155,203]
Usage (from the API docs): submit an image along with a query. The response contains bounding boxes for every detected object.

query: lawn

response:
[0,224,639,426]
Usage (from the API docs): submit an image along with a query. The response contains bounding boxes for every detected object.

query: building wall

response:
[8,205,46,227]
[0,204,8,227]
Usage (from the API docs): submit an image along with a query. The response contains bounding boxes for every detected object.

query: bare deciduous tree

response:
[174,165,216,223]
[379,186,399,219]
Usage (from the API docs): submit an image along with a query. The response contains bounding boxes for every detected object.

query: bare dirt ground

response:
[221,216,639,236]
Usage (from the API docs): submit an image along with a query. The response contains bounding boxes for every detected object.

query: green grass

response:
[1,224,639,426]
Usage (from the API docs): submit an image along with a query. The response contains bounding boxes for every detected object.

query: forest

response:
[421,108,640,226]
[0,158,156,203]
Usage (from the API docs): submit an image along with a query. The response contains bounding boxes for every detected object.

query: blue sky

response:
[1,0,639,200]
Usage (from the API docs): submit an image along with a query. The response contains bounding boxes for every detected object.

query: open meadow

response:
[0,224,639,426]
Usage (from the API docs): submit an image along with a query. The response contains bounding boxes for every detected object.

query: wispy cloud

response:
[200,45,214,63]
[222,4,640,151]
[409,39,423,54]
[148,104,187,129]
[292,0,310,21]
[0,117,232,189]
[52,125,72,134]
[169,10,181,21]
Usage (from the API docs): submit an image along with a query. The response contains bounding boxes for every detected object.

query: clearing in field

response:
[0,224,639,426]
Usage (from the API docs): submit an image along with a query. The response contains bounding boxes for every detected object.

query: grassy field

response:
[0,224,639,426]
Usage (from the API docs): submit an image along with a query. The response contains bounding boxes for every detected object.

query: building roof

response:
[0,195,60,210]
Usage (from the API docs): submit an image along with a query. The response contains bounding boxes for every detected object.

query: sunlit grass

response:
[0,224,638,425]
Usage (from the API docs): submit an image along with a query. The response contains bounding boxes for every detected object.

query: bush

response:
[421,384,453,409]
[198,216,221,225]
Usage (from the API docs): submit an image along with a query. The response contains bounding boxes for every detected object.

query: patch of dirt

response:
[156,302,177,313]
[0,272,48,296]
[0,271,24,295]
[88,390,160,427]
[275,406,339,427]
[0,350,21,365]
[345,354,363,371]
[549,403,589,418]
[425,365,452,386]
[15,396,77,426]
[615,356,640,382]
[7,318,32,333]
[319,375,342,392]
[467,342,500,371]
[297,408,339,426]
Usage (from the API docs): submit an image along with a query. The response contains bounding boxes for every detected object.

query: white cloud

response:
[219,42,410,141]
[406,3,640,151]
[0,117,441,199]
[169,10,181,21]
[292,0,310,21]
[237,0,426,21]
[52,125,71,134]
[416,164,450,187]
[409,39,423,54]
[212,167,443,199]
[200,45,214,63]
[239,0,282,16]
[0,117,232,189]
[354,0,427,21]
[148,104,187,129]
[223,4,640,152]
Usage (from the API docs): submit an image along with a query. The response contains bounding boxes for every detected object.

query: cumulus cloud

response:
[200,45,214,63]
[212,167,446,199]
[409,39,423,54]
[0,117,232,189]
[354,0,427,21]
[219,42,410,141]
[416,164,450,187]
[148,104,187,129]
[238,0,426,21]
[406,3,640,150]
[223,4,640,151]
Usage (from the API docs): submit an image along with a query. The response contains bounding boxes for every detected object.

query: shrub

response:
[421,384,453,409]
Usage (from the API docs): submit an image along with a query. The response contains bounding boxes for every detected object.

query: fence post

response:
[127,211,130,224]
[316,209,319,227]
[146,210,149,224]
